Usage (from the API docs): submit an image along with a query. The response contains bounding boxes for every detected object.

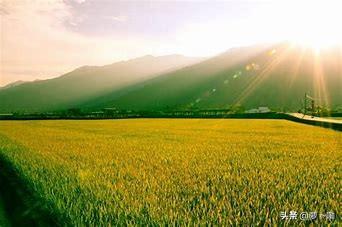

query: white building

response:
[245,107,271,113]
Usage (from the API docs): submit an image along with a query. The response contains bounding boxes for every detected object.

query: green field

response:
[0,119,340,225]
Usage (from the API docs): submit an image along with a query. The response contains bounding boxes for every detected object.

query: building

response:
[245,107,271,114]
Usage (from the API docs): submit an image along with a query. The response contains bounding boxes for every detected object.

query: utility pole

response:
[303,92,307,118]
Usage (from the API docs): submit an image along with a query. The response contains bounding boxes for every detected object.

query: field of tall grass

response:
[0,119,340,225]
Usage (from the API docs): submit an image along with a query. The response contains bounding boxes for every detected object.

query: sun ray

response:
[287,46,307,89]
[232,44,293,106]
[313,51,330,110]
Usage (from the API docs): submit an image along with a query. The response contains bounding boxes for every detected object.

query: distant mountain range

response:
[0,55,203,112]
[0,43,341,113]
[81,43,342,112]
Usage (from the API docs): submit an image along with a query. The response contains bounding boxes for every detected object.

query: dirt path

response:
[286,113,342,131]
[290,113,342,124]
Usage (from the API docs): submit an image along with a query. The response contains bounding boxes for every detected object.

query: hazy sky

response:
[1,0,341,86]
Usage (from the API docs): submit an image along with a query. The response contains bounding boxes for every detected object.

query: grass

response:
[0,119,340,225]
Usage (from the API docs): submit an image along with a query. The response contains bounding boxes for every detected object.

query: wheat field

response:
[0,119,340,225]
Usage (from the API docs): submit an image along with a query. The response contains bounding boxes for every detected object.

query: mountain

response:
[82,43,342,111]
[0,80,27,90]
[0,55,203,112]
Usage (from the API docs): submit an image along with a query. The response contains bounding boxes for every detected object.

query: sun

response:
[278,0,342,51]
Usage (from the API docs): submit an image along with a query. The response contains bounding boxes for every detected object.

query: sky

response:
[1,0,341,86]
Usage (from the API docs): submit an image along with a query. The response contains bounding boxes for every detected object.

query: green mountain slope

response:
[0,55,203,112]
[0,80,28,90]
[83,43,342,111]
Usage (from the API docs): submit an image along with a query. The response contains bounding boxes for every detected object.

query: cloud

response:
[73,0,86,4]
[3,1,311,86]
[109,15,127,23]
[0,0,156,86]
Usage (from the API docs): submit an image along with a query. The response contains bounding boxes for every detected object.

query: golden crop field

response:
[0,119,340,225]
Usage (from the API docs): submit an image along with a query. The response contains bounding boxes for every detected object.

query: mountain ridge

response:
[0,55,204,112]
[79,43,342,112]
[1,43,341,113]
